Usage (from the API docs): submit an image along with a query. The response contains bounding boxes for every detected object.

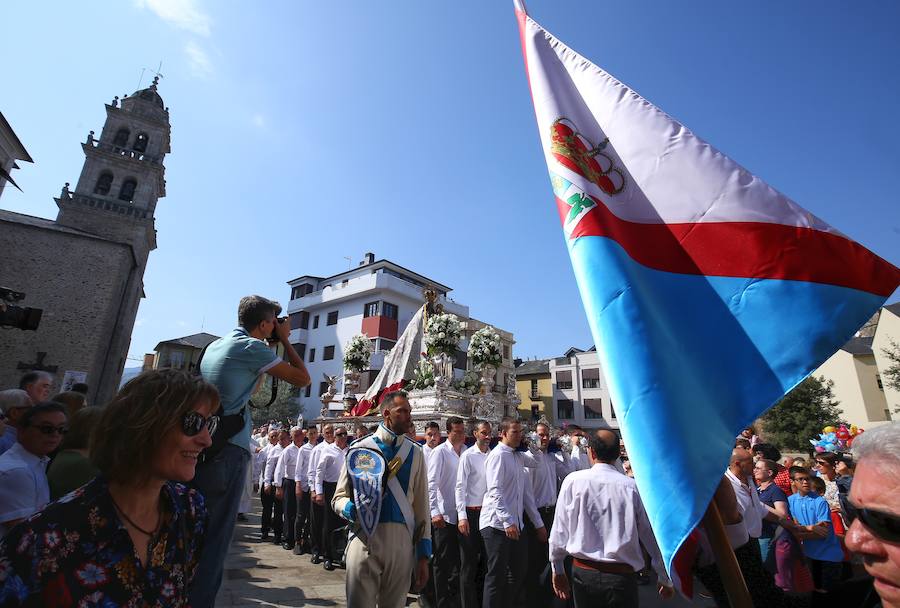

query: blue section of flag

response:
[567,234,886,572]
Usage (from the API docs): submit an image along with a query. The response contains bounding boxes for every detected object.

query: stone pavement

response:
[216,498,715,607]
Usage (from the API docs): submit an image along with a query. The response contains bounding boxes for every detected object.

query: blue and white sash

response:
[346,446,386,540]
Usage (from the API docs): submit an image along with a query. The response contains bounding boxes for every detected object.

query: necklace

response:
[110,494,161,537]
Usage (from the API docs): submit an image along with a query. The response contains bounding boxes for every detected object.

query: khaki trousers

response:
[346,522,414,608]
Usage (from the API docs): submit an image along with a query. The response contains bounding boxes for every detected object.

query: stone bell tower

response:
[51,76,172,404]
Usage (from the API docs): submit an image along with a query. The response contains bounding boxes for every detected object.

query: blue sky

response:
[3,0,899,366]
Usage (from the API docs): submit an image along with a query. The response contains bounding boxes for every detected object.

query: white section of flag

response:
[357,305,425,407]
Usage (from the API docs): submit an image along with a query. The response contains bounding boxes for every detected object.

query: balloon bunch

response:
[810,424,864,453]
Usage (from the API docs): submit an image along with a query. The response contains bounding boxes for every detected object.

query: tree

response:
[249,377,300,428]
[761,375,843,452]
[883,339,900,392]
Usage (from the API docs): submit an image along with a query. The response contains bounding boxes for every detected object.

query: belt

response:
[538,506,555,514]
[573,558,635,575]
[466,506,482,511]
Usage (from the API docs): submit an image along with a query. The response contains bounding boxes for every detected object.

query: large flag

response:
[513,1,900,587]
[350,305,426,416]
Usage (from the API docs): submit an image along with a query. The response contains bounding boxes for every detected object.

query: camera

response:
[269,316,287,342]
[0,287,42,331]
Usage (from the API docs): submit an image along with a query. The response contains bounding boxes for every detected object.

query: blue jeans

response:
[189,444,250,608]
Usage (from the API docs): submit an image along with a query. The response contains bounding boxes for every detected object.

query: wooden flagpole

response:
[701,500,753,608]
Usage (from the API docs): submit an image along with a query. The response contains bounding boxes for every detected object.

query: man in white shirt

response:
[726,447,774,545]
[262,429,289,544]
[428,416,466,608]
[554,425,589,485]
[423,421,441,463]
[455,420,492,608]
[0,402,66,536]
[274,426,306,550]
[0,389,33,455]
[308,424,334,564]
[524,421,559,608]
[480,417,547,608]
[316,426,348,570]
[549,429,673,606]
[292,426,317,555]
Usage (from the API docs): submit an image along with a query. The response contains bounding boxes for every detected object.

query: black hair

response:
[588,430,620,463]
[18,371,50,390]
[20,401,67,427]
[382,391,409,408]
[425,421,441,431]
[751,442,782,462]
[446,416,464,432]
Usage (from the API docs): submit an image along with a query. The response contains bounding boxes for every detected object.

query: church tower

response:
[51,77,171,404]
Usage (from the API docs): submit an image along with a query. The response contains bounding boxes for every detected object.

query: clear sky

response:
[3,0,899,367]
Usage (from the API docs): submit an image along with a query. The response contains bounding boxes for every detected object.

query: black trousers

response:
[571,566,637,608]
[295,487,310,546]
[525,506,556,608]
[260,485,283,538]
[281,478,297,546]
[695,537,789,608]
[322,481,342,561]
[458,509,485,608]
[433,524,462,608]
[310,493,324,556]
[481,526,528,608]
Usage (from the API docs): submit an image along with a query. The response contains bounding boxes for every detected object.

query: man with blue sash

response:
[333,391,432,608]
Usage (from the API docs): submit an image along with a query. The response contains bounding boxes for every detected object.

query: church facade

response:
[0,78,170,406]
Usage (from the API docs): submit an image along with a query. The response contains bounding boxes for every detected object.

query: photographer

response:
[189,295,310,608]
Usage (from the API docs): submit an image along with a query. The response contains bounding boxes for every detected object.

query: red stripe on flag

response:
[556,195,900,296]
[349,380,408,417]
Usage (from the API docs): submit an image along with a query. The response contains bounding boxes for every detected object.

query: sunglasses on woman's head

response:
[844,498,900,544]
[182,411,218,438]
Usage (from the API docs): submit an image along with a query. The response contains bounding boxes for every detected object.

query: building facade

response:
[152,332,220,372]
[285,253,514,421]
[548,347,618,431]
[0,112,32,200]
[514,358,553,424]
[0,79,170,406]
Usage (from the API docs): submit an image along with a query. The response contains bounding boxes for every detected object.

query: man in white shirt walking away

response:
[549,429,673,607]
[292,426,317,555]
[455,420,491,608]
[480,417,547,608]
[274,426,306,550]
[316,426,349,570]
[308,424,335,564]
[428,416,466,608]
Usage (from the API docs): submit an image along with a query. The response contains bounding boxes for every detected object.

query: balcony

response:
[529,390,540,399]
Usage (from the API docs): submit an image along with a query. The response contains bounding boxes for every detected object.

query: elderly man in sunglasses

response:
[0,401,67,535]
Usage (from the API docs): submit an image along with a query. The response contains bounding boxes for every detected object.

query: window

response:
[169,351,185,368]
[531,404,541,420]
[610,401,616,419]
[133,132,149,152]
[94,172,113,195]
[319,381,329,396]
[309,348,316,363]
[503,344,510,360]
[291,284,314,299]
[323,345,335,360]
[113,128,130,147]
[877,375,884,390]
[313,315,319,329]
[557,399,574,419]
[382,302,398,320]
[305,385,311,398]
[327,311,339,326]
[530,379,539,398]
[379,339,396,352]
[291,311,309,330]
[582,368,600,389]
[556,370,573,390]
[292,343,306,359]
[364,301,379,317]
[118,178,137,202]
[454,348,468,371]
[584,398,604,419]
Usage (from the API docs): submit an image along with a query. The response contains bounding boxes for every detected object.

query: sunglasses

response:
[35,425,68,436]
[792,477,811,483]
[845,498,900,543]
[182,411,219,438]
[335,432,347,437]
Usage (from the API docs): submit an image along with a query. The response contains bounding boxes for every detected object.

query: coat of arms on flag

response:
[347,446,387,539]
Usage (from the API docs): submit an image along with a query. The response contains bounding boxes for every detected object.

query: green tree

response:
[249,377,300,427]
[883,339,900,392]
[761,375,844,452]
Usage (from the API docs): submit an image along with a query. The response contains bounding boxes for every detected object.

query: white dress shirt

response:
[725,469,768,539]
[428,440,463,524]
[293,442,314,491]
[315,443,347,494]
[479,443,543,532]
[273,443,300,487]
[526,449,558,509]
[256,443,273,485]
[549,463,671,585]
[263,444,284,486]
[455,444,490,522]
[307,441,329,494]
[0,443,50,536]
[422,444,434,463]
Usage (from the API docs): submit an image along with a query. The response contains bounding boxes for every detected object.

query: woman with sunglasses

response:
[814,452,843,512]
[0,369,218,607]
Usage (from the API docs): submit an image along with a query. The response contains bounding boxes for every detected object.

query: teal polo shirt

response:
[788,492,843,562]
[200,328,280,454]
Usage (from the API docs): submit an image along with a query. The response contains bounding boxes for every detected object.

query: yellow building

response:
[873,303,900,416]
[514,359,553,424]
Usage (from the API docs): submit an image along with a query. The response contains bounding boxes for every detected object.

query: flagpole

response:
[701,501,753,608]
[512,0,527,13]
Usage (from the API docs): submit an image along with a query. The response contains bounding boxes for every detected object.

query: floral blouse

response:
[0,476,207,607]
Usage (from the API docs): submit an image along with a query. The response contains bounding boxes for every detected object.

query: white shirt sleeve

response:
[490,451,514,529]
[427,445,443,519]
[635,491,672,586]
[455,452,469,522]
[315,450,328,495]
[522,466,543,530]
[549,475,573,573]
[273,451,287,487]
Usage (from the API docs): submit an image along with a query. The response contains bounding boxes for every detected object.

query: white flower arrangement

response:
[424,313,461,355]
[342,334,373,372]
[469,326,502,368]
[452,370,480,395]
[409,358,435,390]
